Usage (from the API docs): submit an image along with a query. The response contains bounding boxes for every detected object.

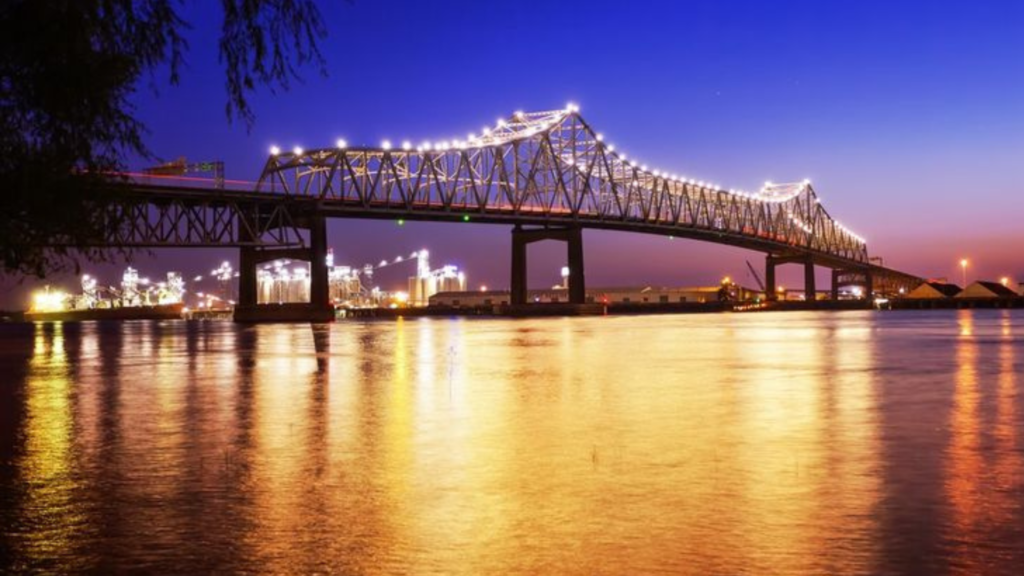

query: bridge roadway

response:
[96,107,921,320]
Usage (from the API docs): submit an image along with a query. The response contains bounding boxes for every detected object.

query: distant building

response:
[905,282,961,299]
[955,281,1019,299]
[429,285,759,307]
[409,265,466,306]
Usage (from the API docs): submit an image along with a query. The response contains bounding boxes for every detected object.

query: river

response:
[1,310,1022,574]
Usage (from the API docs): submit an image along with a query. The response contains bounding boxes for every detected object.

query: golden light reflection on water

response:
[944,310,1023,574]
[14,323,93,571]
[3,312,1024,574]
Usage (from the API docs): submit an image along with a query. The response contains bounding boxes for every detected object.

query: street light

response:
[960,259,968,287]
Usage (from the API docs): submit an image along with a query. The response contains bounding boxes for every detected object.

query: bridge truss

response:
[257,107,869,265]
[88,187,307,248]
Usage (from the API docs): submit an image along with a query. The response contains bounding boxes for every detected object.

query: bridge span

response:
[95,105,920,320]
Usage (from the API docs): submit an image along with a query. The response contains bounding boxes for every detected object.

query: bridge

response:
[93,105,921,320]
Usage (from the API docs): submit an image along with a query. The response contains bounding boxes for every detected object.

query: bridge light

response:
[497,118,507,128]
[467,133,476,141]
[514,110,525,119]
[596,133,604,141]
[401,141,412,151]
[653,170,660,177]
[336,139,347,149]
[630,161,637,168]
[482,127,491,135]
[381,140,392,150]
[641,164,648,171]
[462,214,470,222]
[422,141,432,151]
[607,144,615,152]
[397,219,405,226]
[269,145,281,155]
[293,146,303,155]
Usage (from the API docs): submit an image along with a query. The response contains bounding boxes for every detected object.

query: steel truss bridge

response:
[93,106,921,318]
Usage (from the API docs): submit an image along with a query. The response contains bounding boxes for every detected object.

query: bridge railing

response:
[119,171,259,193]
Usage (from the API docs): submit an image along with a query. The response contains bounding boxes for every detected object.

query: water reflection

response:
[1,311,1023,574]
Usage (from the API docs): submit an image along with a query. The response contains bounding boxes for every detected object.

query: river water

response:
[1,310,1022,575]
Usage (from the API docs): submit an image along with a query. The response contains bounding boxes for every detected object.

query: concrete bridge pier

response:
[804,259,817,302]
[830,269,875,302]
[765,255,817,301]
[239,244,258,309]
[765,255,777,301]
[234,214,334,322]
[510,225,585,305]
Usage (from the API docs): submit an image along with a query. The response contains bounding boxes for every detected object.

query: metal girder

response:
[257,107,870,265]
[90,192,307,248]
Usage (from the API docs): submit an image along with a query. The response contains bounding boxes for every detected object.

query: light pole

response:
[960,259,968,287]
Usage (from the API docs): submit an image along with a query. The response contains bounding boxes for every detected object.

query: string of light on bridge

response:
[266,101,866,244]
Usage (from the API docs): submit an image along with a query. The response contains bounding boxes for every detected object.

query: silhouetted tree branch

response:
[0,0,327,277]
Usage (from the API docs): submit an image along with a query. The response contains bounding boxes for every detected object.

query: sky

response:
[6,0,1024,306]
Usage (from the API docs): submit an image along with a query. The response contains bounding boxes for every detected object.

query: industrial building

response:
[905,282,962,299]
[429,285,759,307]
[256,248,466,308]
[955,281,1019,299]
[409,264,466,306]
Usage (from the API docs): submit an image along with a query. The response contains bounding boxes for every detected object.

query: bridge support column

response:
[234,212,335,323]
[510,225,586,305]
[804,260,817,302]
[567,227,586,305]
[765,256,777,301]
[831,269,840,301]
[239,246,258,308]
[865,273,874,301]
[310,214,330,313]
[511,226,528,306]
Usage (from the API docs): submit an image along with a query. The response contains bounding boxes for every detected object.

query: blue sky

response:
[6,0,1024,305]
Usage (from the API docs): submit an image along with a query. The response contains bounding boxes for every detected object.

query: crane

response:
[745,260,765,292]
